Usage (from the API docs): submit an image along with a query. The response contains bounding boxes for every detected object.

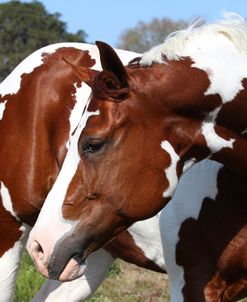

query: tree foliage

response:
[117,17,190,53]
[0,0,87,81]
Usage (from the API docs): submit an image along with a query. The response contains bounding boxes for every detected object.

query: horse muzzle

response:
[28,234,87,281]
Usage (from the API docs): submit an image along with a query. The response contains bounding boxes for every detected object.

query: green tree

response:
[117,17,190,53]
[0,0,87,81]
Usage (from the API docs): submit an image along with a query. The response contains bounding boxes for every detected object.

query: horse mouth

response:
[47,252,86,281]
[57,257,86,281]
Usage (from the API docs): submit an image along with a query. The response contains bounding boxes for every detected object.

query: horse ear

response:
[62,57,97,87]
[95,41,129,88]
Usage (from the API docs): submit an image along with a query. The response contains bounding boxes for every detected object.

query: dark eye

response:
[80,138,106,155]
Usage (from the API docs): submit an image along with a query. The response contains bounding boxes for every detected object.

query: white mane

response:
[140,13,247,66]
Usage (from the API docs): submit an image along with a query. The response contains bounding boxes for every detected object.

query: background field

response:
[14,253,247,301]
[14,253,169,302]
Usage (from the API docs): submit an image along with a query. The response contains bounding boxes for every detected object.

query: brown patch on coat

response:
[105,231,165,273]
[176,167,247,301]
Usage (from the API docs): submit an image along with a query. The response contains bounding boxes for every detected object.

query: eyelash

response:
[80,139,106,155]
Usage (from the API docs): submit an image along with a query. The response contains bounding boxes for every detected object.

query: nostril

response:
[29,240,49,278]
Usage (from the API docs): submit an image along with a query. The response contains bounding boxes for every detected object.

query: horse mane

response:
[140,13,247,66]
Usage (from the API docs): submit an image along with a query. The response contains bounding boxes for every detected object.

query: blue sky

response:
[1,0,246,46]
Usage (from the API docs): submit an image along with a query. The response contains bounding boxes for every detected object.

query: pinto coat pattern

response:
[28,14,247,301]
[0,43,167,302]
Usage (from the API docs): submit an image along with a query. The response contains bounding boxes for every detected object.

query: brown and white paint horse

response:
[27,15,247,301]
[0,42,166,302]
[36,159,247,302]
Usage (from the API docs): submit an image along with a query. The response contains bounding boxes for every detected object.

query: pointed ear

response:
[93,41,131,100]
[95,41,129,88]
[62,57,98,87]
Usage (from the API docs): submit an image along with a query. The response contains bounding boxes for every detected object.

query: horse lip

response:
[48,252,86,280]
[47,256,64,280]
[59,259,86,281]
[72,252,85,265]
[47,242,86,280]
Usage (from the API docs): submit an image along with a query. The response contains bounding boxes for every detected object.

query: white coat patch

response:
[161,140,180,198]
[0,224,29,302]
[0,101,7,120]
[159,160,220,302]
[140,15,247,121]
[128,216,165,270]
[0,182,20,221]
[0,42,139,98]
[201,122,235,153]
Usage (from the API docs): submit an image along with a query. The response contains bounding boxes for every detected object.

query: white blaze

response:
[66,83,91,149]
[27,99,100,256]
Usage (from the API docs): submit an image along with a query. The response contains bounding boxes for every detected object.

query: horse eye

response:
[80,139,106,155]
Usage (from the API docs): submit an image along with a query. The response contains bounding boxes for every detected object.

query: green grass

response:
[14,253,168,302]
[15,254,247,302]
[14,254,124,301]
[14,252,45,302]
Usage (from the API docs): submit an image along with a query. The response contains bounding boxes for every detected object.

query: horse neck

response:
[207,124,247,178]
[163,109,247,184]
[145,57,247,181]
